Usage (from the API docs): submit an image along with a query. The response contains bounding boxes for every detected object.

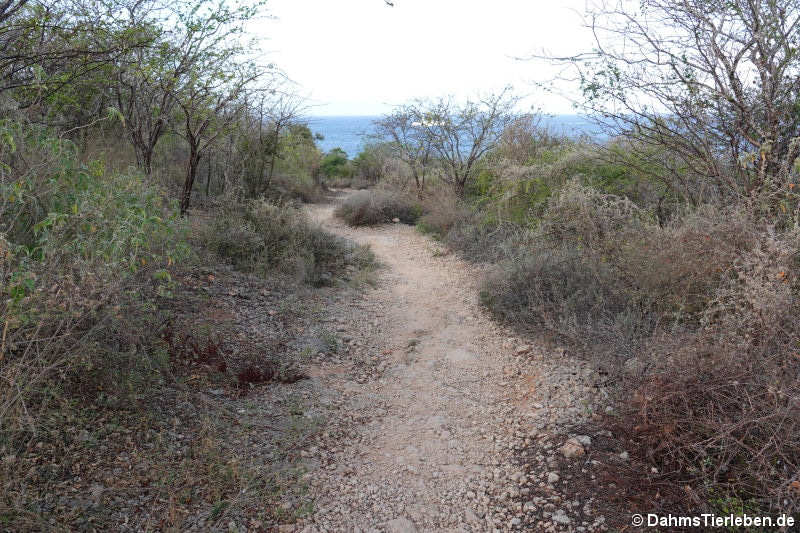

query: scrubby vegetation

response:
[4,0,800,526]
[0,0,374,528]
[335,189,421,226]
[198,199,375,286]
[380,137,800,516]
[354,0,800,518]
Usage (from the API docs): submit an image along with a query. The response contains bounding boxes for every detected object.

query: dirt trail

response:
[297,196,611,533]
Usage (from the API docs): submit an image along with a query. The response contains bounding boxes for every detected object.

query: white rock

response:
[552,509,571,525]
[547,472,560,484]
[560,438,585,458]
[386,517,417,533]
[464,509,481,524]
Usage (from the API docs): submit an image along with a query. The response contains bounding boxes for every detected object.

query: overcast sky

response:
[256,0,593,116]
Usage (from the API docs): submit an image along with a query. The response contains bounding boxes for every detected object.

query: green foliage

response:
[352,143,389,184]
[272,124,323,189]
[199,199,375,286]
[0,121,189,271]
[320,148,352,179]
[1,121,190,453]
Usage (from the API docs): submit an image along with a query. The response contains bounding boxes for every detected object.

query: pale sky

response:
[255,0,593,116]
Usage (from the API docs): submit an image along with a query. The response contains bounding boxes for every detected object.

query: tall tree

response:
[0,0,153,111]
[112,0,261,177]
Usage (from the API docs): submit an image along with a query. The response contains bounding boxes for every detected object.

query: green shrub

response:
[352,143,390,185]
[334,190,422,226]
[320,148,352,180]
[199,199,375,286]
[0,121,190,451]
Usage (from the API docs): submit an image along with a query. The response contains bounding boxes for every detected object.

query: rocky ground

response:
[281,197,631,533]
[0,194,637,532]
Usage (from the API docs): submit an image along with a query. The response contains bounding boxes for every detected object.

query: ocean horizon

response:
[306,114,605,158]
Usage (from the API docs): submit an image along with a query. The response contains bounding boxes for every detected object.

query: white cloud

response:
[253,0,593,115]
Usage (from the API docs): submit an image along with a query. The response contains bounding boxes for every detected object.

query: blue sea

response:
[306,114,604,158]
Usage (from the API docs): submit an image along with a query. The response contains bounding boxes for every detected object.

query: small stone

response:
[560,438,585,458]
[515,345,532,355]
[392,217,400,223]
[464,509,481,524]
[552,509,571,525]
[623,357,645,376]
[619,451,630,461]
[575,435,592,447]
[547,472,560,484]
[89,483,104,502]
[386,517,417,533]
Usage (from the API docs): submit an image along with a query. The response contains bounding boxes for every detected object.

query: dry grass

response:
[0,122,363,529]
[334,189,422,226]
[472,181,800,513]
[196,198,376,286]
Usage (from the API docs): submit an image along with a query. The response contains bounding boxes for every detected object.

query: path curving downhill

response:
[295,194,612,533]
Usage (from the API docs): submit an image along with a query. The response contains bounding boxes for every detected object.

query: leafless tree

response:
[375,105,433,192]
[261,89,306,190]
[414,88,520,196]
[494,112,561,165]
[541,0,800,204]
[112,0,258,177]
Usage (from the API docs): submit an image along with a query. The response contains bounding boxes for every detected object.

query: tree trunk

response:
[266,154,276,189]
[180,148,200,216]
[453,176,465,197]
[143,150,153,177]
[206,157,212,196]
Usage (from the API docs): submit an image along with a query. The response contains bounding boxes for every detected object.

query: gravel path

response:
[293,198,617,533]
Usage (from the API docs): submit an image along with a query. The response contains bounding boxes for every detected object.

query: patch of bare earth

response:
[289,194,620,533]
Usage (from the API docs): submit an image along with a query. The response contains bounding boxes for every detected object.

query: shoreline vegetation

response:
[2,0,800,529]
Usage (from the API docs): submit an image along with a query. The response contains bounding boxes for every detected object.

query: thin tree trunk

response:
[206,157,212,196]
[266,153,276,189]
[180,148,200,216]
[143,150,153,177]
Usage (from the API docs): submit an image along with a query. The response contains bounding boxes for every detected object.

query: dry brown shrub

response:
[416,188,474,238]
[619,230,800,514]
[334,189,422,226]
